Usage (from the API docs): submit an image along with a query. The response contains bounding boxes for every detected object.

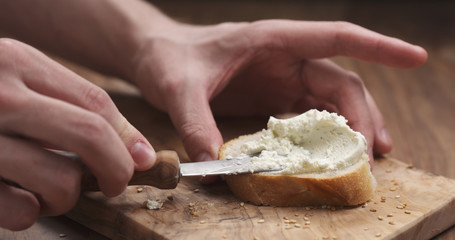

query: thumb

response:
[168,91,223,164]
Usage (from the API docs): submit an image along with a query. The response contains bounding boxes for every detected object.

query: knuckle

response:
[76,114,111,144]
[344,71,364,88]
[83,86,113,114]
[0,38,27,67]
[46,163,82,215]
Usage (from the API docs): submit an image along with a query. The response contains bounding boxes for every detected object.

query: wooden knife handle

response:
[81,150,180,192]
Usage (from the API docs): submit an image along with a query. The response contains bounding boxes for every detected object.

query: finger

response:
[364,89,393,154]
[0,135,80,217]
[3,39,155,171]
[167,88,223,184]
[0,182,39,231]
[167,86,223,162]
[250,20,427,68]
[3,88,133,197]
[300,59,375,165]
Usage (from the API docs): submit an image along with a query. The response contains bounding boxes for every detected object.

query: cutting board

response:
[66,157,455,240]
[64,101,455,239]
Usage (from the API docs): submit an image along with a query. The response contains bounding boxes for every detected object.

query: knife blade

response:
[80,150,283,192]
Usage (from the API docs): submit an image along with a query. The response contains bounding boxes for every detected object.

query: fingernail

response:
[194,152,213,162]
[131,141,156,170]
[380,128,392,145]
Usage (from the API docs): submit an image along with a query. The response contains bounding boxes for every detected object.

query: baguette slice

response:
[220,118,376,207]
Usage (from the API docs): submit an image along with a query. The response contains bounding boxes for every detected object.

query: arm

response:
[0,0,175,79]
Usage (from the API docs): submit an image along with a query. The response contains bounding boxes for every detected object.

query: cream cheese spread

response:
[241,109,368,175]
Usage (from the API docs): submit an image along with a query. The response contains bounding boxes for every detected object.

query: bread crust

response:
[220,132,375,207]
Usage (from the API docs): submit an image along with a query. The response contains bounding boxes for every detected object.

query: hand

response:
[0,39,156,230]
[130,20,427,167]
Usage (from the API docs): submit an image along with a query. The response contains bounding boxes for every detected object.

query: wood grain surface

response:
[1,0,455,239]
[65,157,455,240]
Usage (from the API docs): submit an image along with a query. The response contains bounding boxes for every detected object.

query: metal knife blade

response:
[180,154,284,177]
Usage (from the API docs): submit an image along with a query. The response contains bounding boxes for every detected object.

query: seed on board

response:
[199,220,206,224]
[387,213,394,217]
[136,187,144,193]
[389,221,395,225]
[407,164,414,169]
[59,234,66,238]
[395,195,401,199]
[295,224,301,228]
[386,169,392,173]
[378,216,384,221]
[369,209,377,212]
[283,216,289,220]
[389,187,397,191]
[240,202,245,207]
[305,221,311,225]
[375,233,382,237]
[364,228,369,231]
[404,210,411,214]
[193,188,200,193]
[167,194,174,201]
[257,219,265,223]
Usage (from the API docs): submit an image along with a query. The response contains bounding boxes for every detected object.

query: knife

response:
[81,150,282,191]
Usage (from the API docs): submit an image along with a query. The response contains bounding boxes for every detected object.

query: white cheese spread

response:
[241,109,367,175]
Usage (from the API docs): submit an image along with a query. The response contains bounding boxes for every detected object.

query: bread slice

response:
[219,111,376,207]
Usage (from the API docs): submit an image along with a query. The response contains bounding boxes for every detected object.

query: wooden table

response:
[1,1,454,239]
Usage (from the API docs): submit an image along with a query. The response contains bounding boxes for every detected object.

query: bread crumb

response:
[144,199,163,210]
[136,187,144,193]
[240,202,245,207]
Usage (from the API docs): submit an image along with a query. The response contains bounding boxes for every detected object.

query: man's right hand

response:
[0,38,156,231]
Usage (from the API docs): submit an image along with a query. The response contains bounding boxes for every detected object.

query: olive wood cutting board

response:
[65,100,455,240]
[67,157,455,240]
